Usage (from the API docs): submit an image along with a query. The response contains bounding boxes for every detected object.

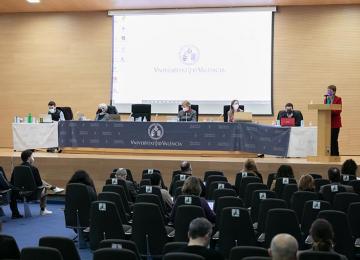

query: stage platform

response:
[0,148,358,193]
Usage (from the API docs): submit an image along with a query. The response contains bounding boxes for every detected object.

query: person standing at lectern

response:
[227,99,243,122]
[324,85,342,156]
[178,100,197,122]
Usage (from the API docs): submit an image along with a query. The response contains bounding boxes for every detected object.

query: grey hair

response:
[270,234,298,260]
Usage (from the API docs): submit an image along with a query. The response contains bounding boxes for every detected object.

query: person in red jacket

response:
[324,85,342,156]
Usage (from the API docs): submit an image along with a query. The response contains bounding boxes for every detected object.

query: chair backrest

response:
[300,200,331,235]
[333,192,360,213]
[163,252,204,260]
[266,173,276,189]
[57,107,73,120]
[229,246,269,260]
[314,179,330,192]
[174,205,205,242]
[244,183,268,208]
[215,196,244,229]
[250,190,277,224]
[162,242,188,254]
[142,170,166,189]
[170,174,190,195]
[89,201,125,250]
[139,179,151,187]
[204,171,224,182]
[0,169,10,190]
[340,174,356,185]
[239,176,261,198]
[213,189,237,212]
[291,191,318,221]
[138,185,166,211]
[93,248,137,260]
[348,202,360,238]
[39,236,80,260]
[349,180,360,194]
[257,198,287,233]
[98,192,129,224]
[102,185,131,214]
[205,175,228,192]
[317,210,354,259]
[206,181,232,200]
[0,234,20,259]
[320,184,347,204]
[177,104,199,122]
[264,209,302,247]
[65,183,94,228]
[110,168,134,183]
[131,104,151,122]
[99,239,141,260]
[274,178,297,198]
[235,172,256,193]
[242,257,271,260]
[174,187,183,200]
[172,195,202,219]
[105,178,132,202]
[219,207,256,258]
[20,246,63,260]
[135,193,166,220]
[282,184,299,207]
[309,173,323,179]
[12,166,38,192]
[298,251,341,260]
[131,203,167,256]
[223,105,245,122]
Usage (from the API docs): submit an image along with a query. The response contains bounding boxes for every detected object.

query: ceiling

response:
[0,0,359,13]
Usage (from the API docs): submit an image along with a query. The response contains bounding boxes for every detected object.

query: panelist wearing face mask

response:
[48,101,65,121]
[277,103,303,126]
[324,85,342,156]
[178,100,197,122]
[95,103,111,121]
[227,100,244,122]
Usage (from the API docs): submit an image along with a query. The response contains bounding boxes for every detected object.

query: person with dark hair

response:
[324,85,342,156]
[180,217,224,260]
[319,167,353,193]
[277,103,303,126]
[242,159,263,182]
[10,150,63,218]
[227,99,243,123]
[341,159,358,177]
[172,176,215,223]
[271,164,295,190]
[48,101,65,121]
[305,219,347,260]
[150,172,173,212]
[180,161,192,174]
[68,170,97,201]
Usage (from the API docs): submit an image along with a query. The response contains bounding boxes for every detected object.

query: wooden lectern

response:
[308,104,342,162]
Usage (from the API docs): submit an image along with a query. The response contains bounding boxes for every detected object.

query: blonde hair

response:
[182,176,201,196]
[298,174,315,191]
[181,100,191,108]
[243,159,258,173]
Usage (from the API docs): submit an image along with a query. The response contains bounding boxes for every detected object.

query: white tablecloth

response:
[12,123,58,151]
[287,127,317,157]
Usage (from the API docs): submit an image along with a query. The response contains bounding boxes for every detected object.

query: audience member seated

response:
[270,164,295,190]
[298,174,315,192]
[304,218,347,260]
[47,100,65,121]
[179,217,224,260]
[95,103,111,121]
[277,103,303,126]
[181,161,193,175]
[115,168,137,201]
[67,170,97,201]
[269,233,298,260]
[242,159,263,183]
[178,100,197,122]
[341,159,358,177]
[173,177,215,223]
[149,172,173,212]
[320,167,353,194]
[10,150,63,218]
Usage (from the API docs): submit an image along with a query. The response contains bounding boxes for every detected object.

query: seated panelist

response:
[227,99,243,122]
[178,100,197,122]
[48,101,65,121]
[277,103,303,126]
[95,103,111,121]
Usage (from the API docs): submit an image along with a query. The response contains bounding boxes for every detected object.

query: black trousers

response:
[331,128,340,156]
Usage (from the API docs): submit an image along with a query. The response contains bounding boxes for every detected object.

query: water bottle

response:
[300,120,304,127]
[28,113,32,123]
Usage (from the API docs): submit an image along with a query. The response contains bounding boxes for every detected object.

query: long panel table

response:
[12,121,317,157]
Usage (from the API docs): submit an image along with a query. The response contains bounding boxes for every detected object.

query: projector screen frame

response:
[109,7,276,116]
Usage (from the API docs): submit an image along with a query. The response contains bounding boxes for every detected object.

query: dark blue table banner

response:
[58,121,291,156]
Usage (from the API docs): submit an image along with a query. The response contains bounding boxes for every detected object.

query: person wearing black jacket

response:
[277,103,303,127]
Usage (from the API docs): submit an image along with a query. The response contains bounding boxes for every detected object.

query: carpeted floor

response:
[0,202,93,260]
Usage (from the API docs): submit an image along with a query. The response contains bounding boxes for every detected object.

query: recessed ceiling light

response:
[27,0,41,3]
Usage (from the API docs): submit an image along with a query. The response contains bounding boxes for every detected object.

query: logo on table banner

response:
[148,123,164,140]
[179,45,200,65]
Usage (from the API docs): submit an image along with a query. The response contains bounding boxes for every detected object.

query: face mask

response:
[183,107,189,112]
[49,108,55,113]
[233,104,239,110]
[286,108,293,114]
[327,89,334,96]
